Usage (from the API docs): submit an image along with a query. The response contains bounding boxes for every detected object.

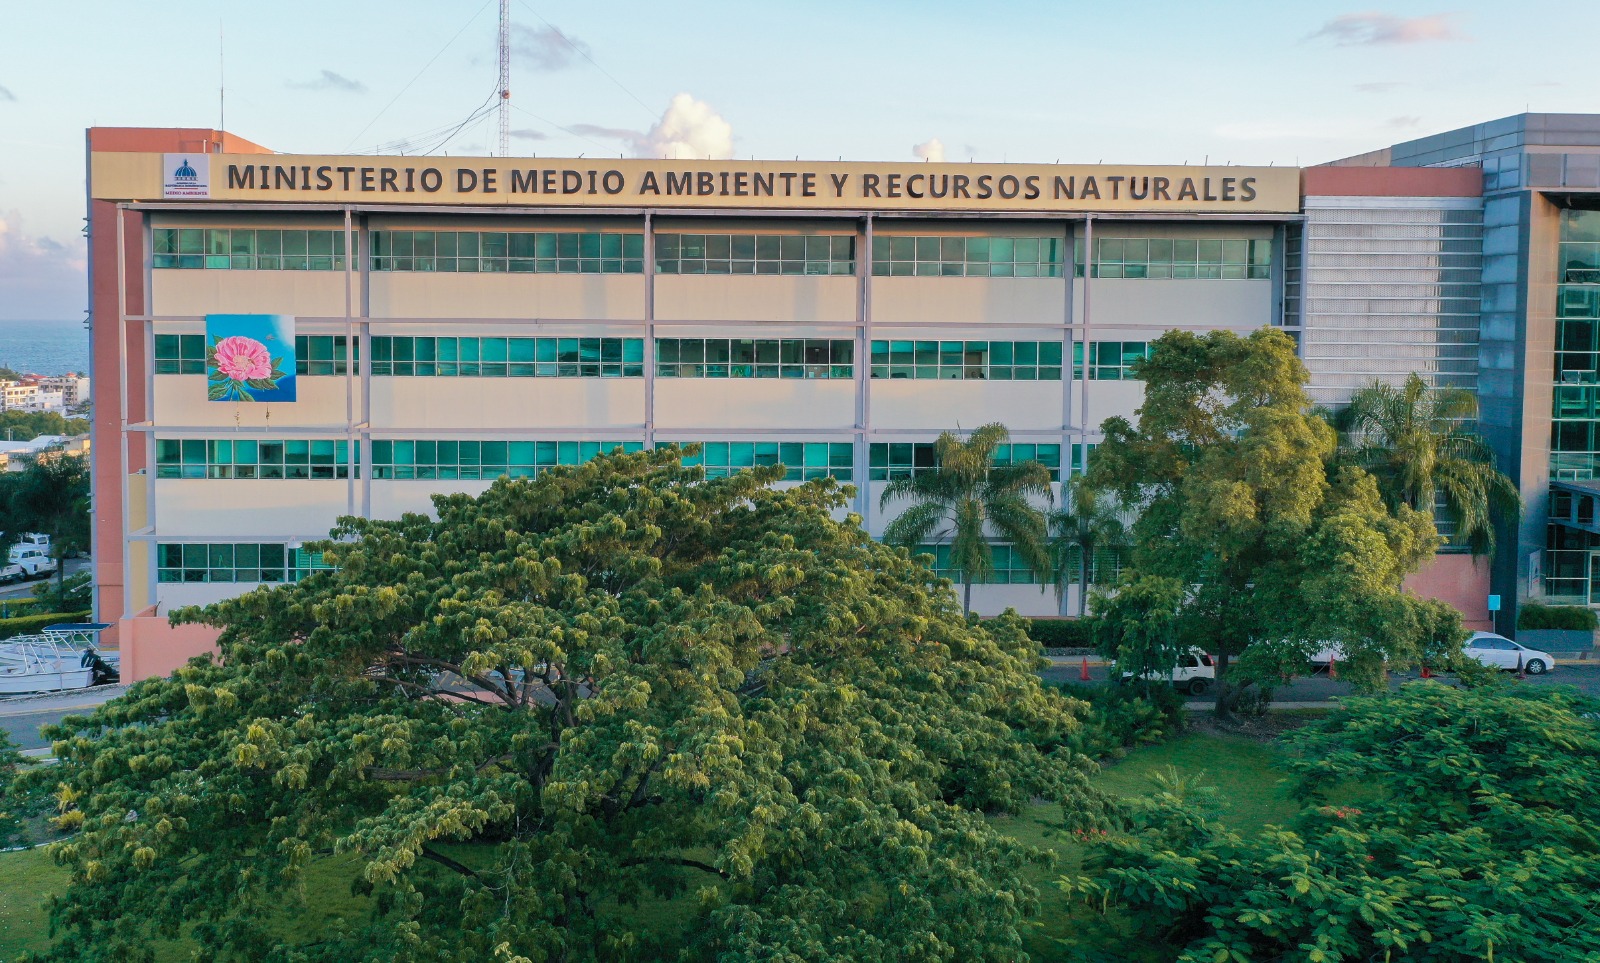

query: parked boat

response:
[0,623,117,695]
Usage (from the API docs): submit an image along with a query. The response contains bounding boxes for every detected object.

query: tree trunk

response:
[1077,550,1090,617]
[1213,649,1232,719]
[963,579,973,616]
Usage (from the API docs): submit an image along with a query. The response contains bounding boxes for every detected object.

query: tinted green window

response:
[370,231,643,274]
[871,235,1063,278]
[1072,341,1152,380]
[869,340,1062,380]
[155,439,356,480]
[916,543,1043,584]
[655,234,854,276]
[369,337,643,377]
[156,543,330,583]
[370,439,642,480]
[155,334,355,375]
[656,339,853,378]
[152,228,345,270]
[1078,236,1270,279]
[868,442,1061,481]
[677,441,853,481]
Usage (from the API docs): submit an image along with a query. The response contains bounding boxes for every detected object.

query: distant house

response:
[0,433,90,472]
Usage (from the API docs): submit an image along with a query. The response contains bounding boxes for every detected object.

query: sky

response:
[0,0,1595,321]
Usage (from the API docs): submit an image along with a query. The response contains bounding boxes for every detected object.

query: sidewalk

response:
[0,684,128,717]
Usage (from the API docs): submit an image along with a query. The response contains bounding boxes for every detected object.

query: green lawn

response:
[0,733,1307,962]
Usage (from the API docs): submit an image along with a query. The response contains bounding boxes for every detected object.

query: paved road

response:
[0,557,91,603]
[0,686,129,752]
[1040,659,1600,701]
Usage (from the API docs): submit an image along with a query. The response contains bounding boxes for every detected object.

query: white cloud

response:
[0,212,86,320]
[913,138,945,163]
[640,94,733,160]
[509,129,547,141]
[512,25,590,71]
[287,70,366,93]
[1307,13,1464,46]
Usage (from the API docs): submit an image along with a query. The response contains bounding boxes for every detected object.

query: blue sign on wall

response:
[205,314,296,402]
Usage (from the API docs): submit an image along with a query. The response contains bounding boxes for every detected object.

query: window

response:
[156,543,329,583]
[916,543,1043,584]
[868,442,1061,481]
[869,340,1063,380]
[370,231,643,274]
[155,439,357,480]
[655,234,854,276]
[1078,237,1271,279]
[655,339,853,378]
[871,236,1064,278]
[152,228,346,270]
[155,335,356,376]
[1073,342,1152,380]
[369,440,642,480]
[369,337,643,377]
[1058,545,1127,585]
[1070,442,1098,476]
[677,441,854,481]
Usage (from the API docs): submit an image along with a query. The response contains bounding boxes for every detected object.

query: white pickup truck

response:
[8,545,57,580]
[1120,649,1216,695]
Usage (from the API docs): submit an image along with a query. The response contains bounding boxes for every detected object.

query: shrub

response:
[0,597,38,618]
[1051,681,1185,758]
[0,610,92,641]
[1517,601,1598,632]
[1004,617,1093,649]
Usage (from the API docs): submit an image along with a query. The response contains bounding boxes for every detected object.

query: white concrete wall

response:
[1077,279,1272,328]
[155,582,263,611]
[872,277,1064,325]
[655,276,857,322]
[154,480,351,538]
[654,380,856,430]
[153,375,353,428]
[370,378,645,431]
[368,273,645,320]
[870,380,1064,431]
[370,480,496,520]
[152,270,349,318]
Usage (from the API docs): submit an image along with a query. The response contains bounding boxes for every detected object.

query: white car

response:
[1121,649,1216,695]
[1463,632,1554,675]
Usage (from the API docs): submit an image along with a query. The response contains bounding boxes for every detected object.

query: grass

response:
[0,734,1307,962]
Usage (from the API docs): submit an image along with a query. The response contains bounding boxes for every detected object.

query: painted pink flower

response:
[213,336,273,381]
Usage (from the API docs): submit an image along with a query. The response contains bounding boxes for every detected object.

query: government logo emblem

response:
[162,153,210,198]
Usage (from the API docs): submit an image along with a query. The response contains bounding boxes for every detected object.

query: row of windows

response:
[150,226,1270,281]
[915,544,1128,585]
[156,543,330,583]
[370,231,645,274]
[1562,242,1600,285]
[152,229,347,271]
[152,335,1149,381]
[155,439,357,479]
[656,234,855,276]
[370,440,642,480]
[869,236,1065,278]
[681,441,855,481]
[871,442,1063,481]
[154,335,356,376]
[870,340,1065,381]
[1080,238,1272,280]
[656,339,853,378]
[370,337,643,378]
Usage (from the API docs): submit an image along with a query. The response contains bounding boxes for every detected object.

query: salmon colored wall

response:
[1302,165,1482,198]
[119,613,223,681]
[1405,553,1494,631]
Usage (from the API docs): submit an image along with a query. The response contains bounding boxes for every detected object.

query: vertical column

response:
[142,213,157,611]
[344,206,357,517]
[1062,218,1075,457]
[116,205,132,620]
[643,212,656,448]
[855,215,873,523]
[1079,214,1095,455]
[357,213,373,518]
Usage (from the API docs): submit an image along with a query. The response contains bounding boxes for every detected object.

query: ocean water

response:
[0,320,91,376]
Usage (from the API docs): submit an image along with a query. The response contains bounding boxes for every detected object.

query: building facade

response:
[88,127,1507,679]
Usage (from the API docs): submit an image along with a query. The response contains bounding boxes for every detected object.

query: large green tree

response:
[6,454,90,596]
[23,447,1098,963]
[1088,329,1462,712]
[880,423,1053,613]
[1065,683,1600,962]
[1048,477,1130,617]
[1335,372,1521,555]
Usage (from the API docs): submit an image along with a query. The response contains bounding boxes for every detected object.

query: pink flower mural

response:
[205,315,295,402]
[212,336,274,381]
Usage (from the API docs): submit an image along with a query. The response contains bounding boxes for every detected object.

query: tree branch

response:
[620,855,729,879]
[420,845,482,880]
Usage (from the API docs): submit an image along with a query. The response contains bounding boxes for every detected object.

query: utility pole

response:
[497,0,511,157]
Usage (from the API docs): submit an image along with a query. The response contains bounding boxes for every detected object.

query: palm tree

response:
[880,423,1053,614]
[1048,477,1131,616]
[1336,373,1521,555]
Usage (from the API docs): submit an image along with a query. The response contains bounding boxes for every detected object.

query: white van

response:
[7,533,51,564]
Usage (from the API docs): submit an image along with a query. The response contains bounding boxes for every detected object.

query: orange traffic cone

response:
[1080,656,1091,682]
[1327,656,1337,680]
[1516,652,1525,679]
[1421,664,1432,679]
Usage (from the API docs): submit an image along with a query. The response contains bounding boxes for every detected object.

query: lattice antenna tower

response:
[497,0,511,156]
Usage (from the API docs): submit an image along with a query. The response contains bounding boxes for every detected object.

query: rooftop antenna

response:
[497,0,511,157]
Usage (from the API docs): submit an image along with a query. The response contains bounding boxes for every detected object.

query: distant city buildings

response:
[0,373,90,413]
[0,433,90,471]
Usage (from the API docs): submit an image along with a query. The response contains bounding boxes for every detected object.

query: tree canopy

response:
[3,454,90,592]
[1087,329,1463,707]
[23,447,1099,963]
[1065,683,1600,962]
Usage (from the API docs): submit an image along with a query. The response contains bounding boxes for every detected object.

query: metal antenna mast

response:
[497,0,511,156]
